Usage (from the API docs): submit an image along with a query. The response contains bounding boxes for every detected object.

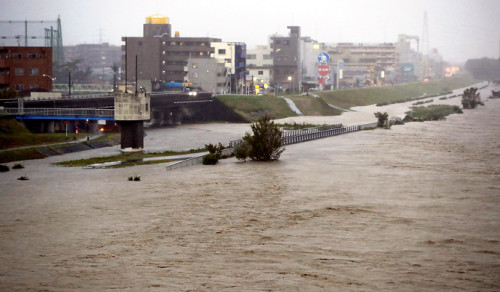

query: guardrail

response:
[1,107,114,118]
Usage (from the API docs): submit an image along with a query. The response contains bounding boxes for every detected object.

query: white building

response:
[210,42,246,94]
[246,45,273,90]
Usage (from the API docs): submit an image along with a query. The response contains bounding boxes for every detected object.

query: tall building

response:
[0,46,53,93]
[270,26,302,92]
[122,14,221,90]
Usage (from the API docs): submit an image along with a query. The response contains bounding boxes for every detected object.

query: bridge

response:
[0,91,245,133]
[2,107,115,120]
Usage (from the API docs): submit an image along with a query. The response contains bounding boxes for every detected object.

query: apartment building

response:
[270,26,302,93]
[246,45,273,89]
[211,42,247,93]
[123,14,221,88]
[323,42,398,87]
[64,42,122,80]
[0,46,53,93]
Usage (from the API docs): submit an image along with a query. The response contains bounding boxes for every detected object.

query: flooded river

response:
[0,85,499,291]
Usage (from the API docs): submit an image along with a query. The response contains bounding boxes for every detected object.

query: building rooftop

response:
[146,14,169,24]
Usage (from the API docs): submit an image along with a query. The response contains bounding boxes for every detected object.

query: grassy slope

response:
[317,73,478,109]
[287,95,342,116]
[217,73,478,121]
[0,119,89,150]
[216,95,296,121]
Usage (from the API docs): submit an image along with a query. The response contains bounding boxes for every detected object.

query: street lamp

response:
[42,74,55,91]
[42,74,56,81]
[288,76,292,94]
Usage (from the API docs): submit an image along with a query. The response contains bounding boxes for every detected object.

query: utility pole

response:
[68,71,71,96]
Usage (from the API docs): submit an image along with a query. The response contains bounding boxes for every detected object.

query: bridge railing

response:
[2,107,114,118]
[53,84,114,93]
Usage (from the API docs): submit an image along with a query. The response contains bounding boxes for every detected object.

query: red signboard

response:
[318,65,330,76]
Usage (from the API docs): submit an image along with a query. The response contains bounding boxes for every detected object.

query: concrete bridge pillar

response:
[88,120,99,133]
[151,110,164,127]
[118,121,144,149]
[46,120,55,133]
[172,109,182,125]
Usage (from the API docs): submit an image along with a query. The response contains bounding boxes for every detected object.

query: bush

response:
[234,140,251,161]
[243,115,285,161]
[12,163,24,169]
[205,143,225,159]
[462,87,483,109]
[374,112,390,128]
[0,164,10,172]
[403,104,463,122]
[202,153,218,165]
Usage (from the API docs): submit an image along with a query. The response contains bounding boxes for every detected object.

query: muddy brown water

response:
[1,86,499,291]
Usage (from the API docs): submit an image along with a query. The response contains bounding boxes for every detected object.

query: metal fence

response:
[1,107,114,118]
[228,122,377,148]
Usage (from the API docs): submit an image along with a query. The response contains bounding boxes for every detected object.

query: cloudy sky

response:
[1,0,499,63]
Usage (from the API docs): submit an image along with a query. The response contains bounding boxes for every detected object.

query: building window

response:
[199,52,204,56]
[225,58,231,63]
[28,53,37,58]
[15,68,24,75]
[29,84,39,89]
[15,84,24,90]
[138,41,143,46]
[258,71,264,75]
[263,54,272,59]
[30,68,39,75]
[162,51,166,55]
[218,49,226,54]
[162,70,165,75]
[13,53,22,58]
[284,40,289,45]
[247,54,256,59]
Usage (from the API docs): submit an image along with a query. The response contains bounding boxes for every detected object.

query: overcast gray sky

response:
[1,0,499,63]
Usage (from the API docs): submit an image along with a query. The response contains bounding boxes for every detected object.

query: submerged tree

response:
[461,87,483,109]
[374,112,390,128]
[243,115,285,161]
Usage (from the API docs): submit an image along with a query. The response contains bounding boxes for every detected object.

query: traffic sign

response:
[318,65,330,76]
[318,53,330,65]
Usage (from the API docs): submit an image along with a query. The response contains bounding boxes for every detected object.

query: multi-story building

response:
[211,42,246,93]
[326,42,398,87]
[122,14,221,90]
[0,46,53,93]
[300,37,323,90]
[186,57,226,93]
[270,26,302,93]
[246,45,273,90]
[64,43,122,81]
[396,34,420,82]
